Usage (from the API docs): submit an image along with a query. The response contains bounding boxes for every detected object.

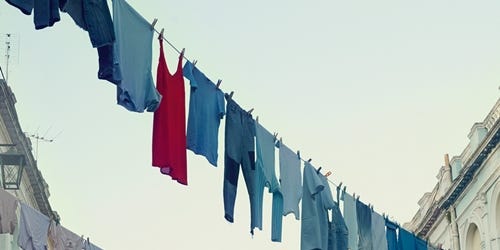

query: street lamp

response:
[0,144,25,190]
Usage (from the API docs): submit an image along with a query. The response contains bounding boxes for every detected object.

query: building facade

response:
[0,78,101,249]
[405,98,500,250]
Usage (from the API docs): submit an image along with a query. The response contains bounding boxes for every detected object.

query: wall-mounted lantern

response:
[0,144,25,190]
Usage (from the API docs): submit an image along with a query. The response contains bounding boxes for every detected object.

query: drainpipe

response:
[449,206,461,250]
[444,154,461,250]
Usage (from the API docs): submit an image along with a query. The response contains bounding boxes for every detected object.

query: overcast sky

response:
[0,0,499,249]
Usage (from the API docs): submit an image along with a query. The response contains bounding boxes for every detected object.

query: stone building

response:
[405,98,499,250]
[0,77,101,249]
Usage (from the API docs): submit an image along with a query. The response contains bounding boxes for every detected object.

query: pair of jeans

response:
[328,203,348,250]
[223,96,257,235]
[62,0,120,84]
[356,200,373,250]
[62,0,114,47]
[6,0,60,29]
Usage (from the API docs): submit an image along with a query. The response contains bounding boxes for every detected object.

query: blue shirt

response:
[301,162,325,250]
[183,61,225,166]
[113,0,160,112]
[318,174,335,250]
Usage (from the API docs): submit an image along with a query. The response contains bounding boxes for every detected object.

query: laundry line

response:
[148,17,402,226]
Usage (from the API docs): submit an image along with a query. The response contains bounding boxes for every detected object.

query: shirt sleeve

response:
[182,61,198,88]
[305,162,324,197]
[216,89,225,119]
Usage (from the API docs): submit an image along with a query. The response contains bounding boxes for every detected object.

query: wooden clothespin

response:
[308,158,312,163]
[229,91,234,99]
[316,166,322,174]
[324,171,332,177]
[256,116,259,122]
[193,60,198,66]
[158,28,164,40]
[297,150,301,159]
[151,18,158,30]
[273,132,278,141]
[248,108,254,114]
[216,79,222,88]
[180,48,185,56]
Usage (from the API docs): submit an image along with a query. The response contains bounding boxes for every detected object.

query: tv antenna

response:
[25,126,62,162]
[4,33,12,82]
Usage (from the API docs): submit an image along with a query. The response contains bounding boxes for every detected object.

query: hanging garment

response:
[278,141,302,219]
[328,202,348,250]
[17,203,50,250]
[385,219,399,250]
[318,173,336,250]
[83,239,103,250]
[398,227,417,250]
[5,0,33,15]
[328,185,348,250]
[416,237,427,250]
[183,61,225,167]
[223,96,258,234]
[300,162,325,250]
[342,192,359,250]
[61,0,120,84]
[0,189,18,234]
[6,0,60,29]
[255,121,283,242]
[152,38,187,185]
[48,222,84,250]
[371,210,388,250]
[356,200,373,250]
[112,0,160,112]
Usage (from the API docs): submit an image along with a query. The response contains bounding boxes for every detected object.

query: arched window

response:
[465,223,481,250]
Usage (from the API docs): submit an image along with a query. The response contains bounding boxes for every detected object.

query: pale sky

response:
[0,0,499,249]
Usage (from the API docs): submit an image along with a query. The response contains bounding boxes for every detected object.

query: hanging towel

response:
[300,162,324,250]
[343,192,359,250]
[385,219,398,250]
[371,210,388,250]
[49,222,84,250]
[416,237,428,250]
[152,38,187,185]
[0,189,18,234]
[278,142,302,219]
[17,203,50,250]
[398,227,417,250]
[255,121,283,242]
[112,0,161,112]
[183,61,225,166]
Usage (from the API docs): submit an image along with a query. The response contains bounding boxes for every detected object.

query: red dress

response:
[152,39,187,185]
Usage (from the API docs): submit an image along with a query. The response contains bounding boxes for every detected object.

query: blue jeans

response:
[328,202,348,250]
[223,97,257,234]
[356,200,373,250]
[62,0,118,84]
[33,0,60,29]
[62,0,115,47]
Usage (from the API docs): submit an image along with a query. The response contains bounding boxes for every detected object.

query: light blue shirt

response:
[183,61,225,166]
[301,162,324,250]
[113,0,160,112]
[343,192,359,250]
[255,122,283,242]
[278,142,302,219]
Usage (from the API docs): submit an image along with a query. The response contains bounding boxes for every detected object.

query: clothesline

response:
[148,14,407,224]
[149,18,406,226]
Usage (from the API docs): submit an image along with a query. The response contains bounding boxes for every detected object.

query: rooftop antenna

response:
[4,33,11,82]
[25,126,61,162]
